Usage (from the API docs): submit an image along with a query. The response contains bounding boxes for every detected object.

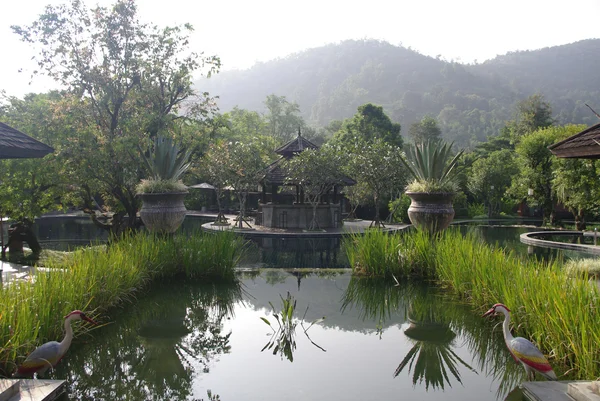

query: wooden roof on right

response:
[548,122,600,159]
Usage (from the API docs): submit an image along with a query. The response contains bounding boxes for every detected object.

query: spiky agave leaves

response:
[401,140,464,192]
[139,135,192,182]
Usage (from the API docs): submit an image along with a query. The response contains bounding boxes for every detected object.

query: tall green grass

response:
[0,231,243,376]
[343,229,436,279]
[343,228,600,380]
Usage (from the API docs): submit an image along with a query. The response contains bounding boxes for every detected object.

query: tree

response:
[264,95,304,143]
[333,103,403,148]
[505,94,554,143]
[0,92,78,254]
[344,138,406,227]
[551,125,600,230]
[511,125,569,224]
[409,116,442,145]
[467,150,518,217]
[203,141,232,225]
[225,141,267,229]
[12,0,219,232]
[343,182,371,220]
[284,145,346,231]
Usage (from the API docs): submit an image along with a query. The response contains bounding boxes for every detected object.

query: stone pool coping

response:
[522,380,600,401]
[520,231,600,255]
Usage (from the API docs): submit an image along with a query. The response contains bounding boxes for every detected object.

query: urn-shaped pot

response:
[139,191,188,233]
[406,191,455,234]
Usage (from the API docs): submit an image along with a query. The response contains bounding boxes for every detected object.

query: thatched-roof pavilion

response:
[548,122,600,159]
[0,121,54,159]
[257,130,355,229]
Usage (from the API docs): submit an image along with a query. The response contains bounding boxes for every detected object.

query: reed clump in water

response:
[0,230,243,376]
[343,228,600,380]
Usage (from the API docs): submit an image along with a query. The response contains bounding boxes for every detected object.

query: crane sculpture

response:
[15,310,97,378]
[483,303,557,381]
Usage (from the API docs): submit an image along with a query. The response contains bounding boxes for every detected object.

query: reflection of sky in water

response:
[53,271,524,401]
[190,273,519,401]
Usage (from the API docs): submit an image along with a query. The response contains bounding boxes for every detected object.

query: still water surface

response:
[52,271,526,401]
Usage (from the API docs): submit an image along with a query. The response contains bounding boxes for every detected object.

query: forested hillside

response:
[197,39,600,147]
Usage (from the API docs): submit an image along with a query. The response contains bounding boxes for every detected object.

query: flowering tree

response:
[284,145,346,231]
[203,142,231,225]
[226,141,267,228]
[345,138,406,227]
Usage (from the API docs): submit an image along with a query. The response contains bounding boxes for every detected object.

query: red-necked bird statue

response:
[15,310,97,378]
[483,303,557,381]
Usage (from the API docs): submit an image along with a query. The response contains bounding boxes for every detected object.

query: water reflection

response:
[242,237,349,268]
[46,271,528,401]
[52,281,243,400]
[395,286,477,390]
[341,276,524,398]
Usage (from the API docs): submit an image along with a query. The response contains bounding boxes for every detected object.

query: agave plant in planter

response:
[137,135,192,233]
[400,140,464,233]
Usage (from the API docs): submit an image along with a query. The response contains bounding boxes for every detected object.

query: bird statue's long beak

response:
[482,308,495,318]
[83,316,98,325]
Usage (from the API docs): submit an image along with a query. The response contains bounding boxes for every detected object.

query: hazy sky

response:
[3,0,599,97]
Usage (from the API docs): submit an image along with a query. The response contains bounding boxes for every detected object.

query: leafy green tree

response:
[203,141,232,225]
[225,141,267,229]
[505,94,554,143]
[12,0,219,232]
[409,116,442,145]
[467,150,518,217]
[344,182,371,220]
[0,92,79,253]
[333,103,403,148]
[551,125,600,230]
[511,125,570,224]
[264,95,304,143]
[284,145,347,230]
[345,138,406,227]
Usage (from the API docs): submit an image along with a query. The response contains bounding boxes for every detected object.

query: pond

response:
[22,216,584,267]
[51,271,526,401]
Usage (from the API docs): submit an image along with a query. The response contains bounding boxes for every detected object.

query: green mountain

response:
[197,39,600,146]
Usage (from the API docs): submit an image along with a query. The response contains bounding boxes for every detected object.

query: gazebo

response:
[548,122,600,159]
[0,121,54,259]
[0,121,54,159]
[257,131,355,229]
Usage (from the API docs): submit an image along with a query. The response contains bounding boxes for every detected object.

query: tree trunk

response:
[575,208,586,231]
[7,221,42,255]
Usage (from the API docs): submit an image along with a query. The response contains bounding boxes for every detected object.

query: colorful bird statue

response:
[483,303,557,381]
[15,310,97,378]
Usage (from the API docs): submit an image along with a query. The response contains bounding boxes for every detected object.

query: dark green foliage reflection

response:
[52,281,242,400]
[341,277,524,398]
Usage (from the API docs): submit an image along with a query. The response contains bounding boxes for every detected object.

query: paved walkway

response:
[190,212,410,237]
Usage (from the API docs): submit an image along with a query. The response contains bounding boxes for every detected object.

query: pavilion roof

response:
[274,130,319,157]
[0,121,54,159]
[261,157,356,186]
[548,122,600,159]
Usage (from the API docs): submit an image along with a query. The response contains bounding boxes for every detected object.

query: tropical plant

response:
[401,140,464,193]
[137,135,192,194]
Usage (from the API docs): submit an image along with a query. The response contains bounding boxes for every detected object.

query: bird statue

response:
[483,303,557,381]
[15,310,97,378]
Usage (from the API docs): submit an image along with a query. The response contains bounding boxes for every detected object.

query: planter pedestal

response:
[406,191,455,234]
[139,191,188,233]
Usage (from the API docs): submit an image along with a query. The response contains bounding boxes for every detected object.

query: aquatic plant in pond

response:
[0,231,243,376]
[344,228,600,380]
[261,292,325,362]
[343,229,435,278]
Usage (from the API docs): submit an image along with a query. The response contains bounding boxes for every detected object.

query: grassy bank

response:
[344,228,600,380]
[0,230,243,376]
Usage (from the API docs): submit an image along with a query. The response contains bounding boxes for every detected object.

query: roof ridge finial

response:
[298,127,302,138]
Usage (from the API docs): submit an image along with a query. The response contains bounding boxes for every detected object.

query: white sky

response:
[2,0,599,98]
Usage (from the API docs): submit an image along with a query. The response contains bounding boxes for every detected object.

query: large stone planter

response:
[139,191,188,233]
[406,191,455,234]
